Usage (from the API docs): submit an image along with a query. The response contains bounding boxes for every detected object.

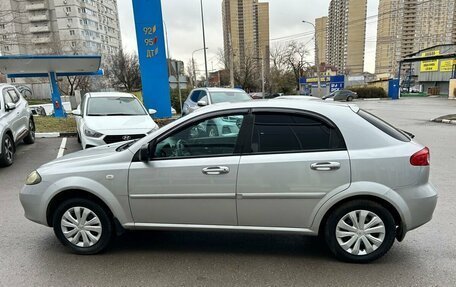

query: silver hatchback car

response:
[20,100,437,263]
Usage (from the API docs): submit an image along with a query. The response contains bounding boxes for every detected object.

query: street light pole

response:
[200,0,209,87]
[303,20,322,97]
[192,47,208,87]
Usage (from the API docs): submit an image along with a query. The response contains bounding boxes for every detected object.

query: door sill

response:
[123,222,316,235]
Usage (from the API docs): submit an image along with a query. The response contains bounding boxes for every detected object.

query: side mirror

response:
[5,103,16,111]
[73,109,82,116]
[138,143,151,161]
[148,109,157,115]
[197,100,207,107]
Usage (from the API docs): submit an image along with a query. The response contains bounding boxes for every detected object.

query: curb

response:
[36,132,77,138]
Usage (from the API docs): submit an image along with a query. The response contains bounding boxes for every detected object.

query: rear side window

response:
[7,89,20,103]
[358,110,410,142]
[251,112,346,153]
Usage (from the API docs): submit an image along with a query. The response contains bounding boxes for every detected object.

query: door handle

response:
[202,166,230,175]
[310,162,341,171]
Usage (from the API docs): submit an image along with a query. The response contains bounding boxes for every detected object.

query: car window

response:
[87,97,147,116]
[198,90,207,102]
[154,114,245,159]
[3,90,14,107]
[190,90,201,102]
[251,112,346,153]
[210,91,251,104]
[358,109,411,142]
[7,89,20,103]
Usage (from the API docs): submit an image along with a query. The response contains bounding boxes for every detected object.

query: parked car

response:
[323,90,358,102]
[182,87,251,116]
[73,92,158,149]
[21,99,437,263]
[0,84,35,166]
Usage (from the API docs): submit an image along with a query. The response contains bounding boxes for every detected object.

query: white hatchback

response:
[73,92,158,149]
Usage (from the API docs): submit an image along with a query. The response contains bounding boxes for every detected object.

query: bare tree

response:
[106,49,142,92]
[218,47,259,91]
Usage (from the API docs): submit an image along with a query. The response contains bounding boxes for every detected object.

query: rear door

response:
[2,89,22,140]
[236,110,351,228]
[7,88,28,135]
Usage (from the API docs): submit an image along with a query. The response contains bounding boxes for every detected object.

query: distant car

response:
[323,90,358,102]
[277,95,322,101]
[182,87,251,116]
[0,84,35,166]
[250,92,282,99]
[73,92,158,149]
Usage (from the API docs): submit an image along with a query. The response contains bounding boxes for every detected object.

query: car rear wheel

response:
[347,96,354,102]
[324,200,396,263]
[53,198,113,255]
[0,134,14,167]
[23,118,36,144]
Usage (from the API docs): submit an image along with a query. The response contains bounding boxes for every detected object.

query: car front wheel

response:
[324,200,396,263]
[0,133,14,167]
[53,198,113,255]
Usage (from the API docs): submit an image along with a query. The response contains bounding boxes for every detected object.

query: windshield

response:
[87,97,147,116]
[210,91,251,104]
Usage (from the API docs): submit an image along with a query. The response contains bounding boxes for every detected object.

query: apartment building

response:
[375,0,456,75]
[315,16,328,66]
[327,0,367,74]
[0,0,122,58]
[222,0,270,78]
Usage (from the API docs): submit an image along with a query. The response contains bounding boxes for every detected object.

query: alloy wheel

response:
[335,210,386,256]
[60,207,102,248]
[4,137,13,162]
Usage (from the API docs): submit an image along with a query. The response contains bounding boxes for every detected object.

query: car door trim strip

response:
[238,192,326,199]
[129,193,235,199]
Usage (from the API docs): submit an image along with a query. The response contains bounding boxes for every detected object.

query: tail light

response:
[410,147,430,166]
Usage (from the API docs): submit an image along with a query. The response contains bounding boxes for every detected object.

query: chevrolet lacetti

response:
[20,99,437,263]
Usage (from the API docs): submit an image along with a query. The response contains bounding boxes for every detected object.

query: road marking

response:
[57,137,67,159]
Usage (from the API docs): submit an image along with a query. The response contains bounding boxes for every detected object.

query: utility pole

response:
[200,0,209,87]
[303,20,322,97]
[174,61,183,112]
[192,47,208,88]
[254,57,265,98]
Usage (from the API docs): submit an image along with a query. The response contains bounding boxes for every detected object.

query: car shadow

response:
[109,230,332,260]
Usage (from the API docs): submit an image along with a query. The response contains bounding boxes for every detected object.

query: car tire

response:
[52,198,113,255]
[324,200,396,263]
[23,118,36,145]
[0,133,14,167]
[207,125,219,137]
[347,96,354,102]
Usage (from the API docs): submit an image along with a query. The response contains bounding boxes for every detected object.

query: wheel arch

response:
[316,194,406,241]
[3,128,15,152]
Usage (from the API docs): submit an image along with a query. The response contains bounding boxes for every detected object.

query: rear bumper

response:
[392,182,438,233]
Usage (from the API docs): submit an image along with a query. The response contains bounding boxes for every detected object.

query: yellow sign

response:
[421,60,439,72]
[421,50,440,57]
[440,60,454,72]
[307,77,330,83]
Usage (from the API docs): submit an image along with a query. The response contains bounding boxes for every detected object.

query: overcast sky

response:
[118,0,379,75]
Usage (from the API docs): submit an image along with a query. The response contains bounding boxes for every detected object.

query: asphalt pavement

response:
[0,97,455,286]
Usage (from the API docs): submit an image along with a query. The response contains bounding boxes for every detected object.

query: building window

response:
[71,41,76,47]
[66,7,71,12]
[70,30,75,35]
[0,24,5,29]
[2,35,7,40]
[4,46,10,51]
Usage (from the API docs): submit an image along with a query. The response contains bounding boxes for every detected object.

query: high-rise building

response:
[375,0,456,75]
[327,0,367,74]
[0,0,122,58]
[222,0,270,80]
[315,16,328,66]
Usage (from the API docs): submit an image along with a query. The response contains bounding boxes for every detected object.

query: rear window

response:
[358,110,411,142]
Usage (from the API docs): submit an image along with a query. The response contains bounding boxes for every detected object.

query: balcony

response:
[30,24,50,33]
[26,2,47,11]
[30,13,49,22]
[32,37,52,44]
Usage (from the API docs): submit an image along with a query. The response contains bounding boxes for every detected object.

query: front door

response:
[236,111,351,228]
[128,111,248,225]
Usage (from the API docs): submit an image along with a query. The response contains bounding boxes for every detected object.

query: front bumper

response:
[19,182,53,226]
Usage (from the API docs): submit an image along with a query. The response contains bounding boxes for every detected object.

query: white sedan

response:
[73,92,158,149]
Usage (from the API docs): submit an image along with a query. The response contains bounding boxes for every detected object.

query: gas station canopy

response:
[0,55,102,78]
[0,55,103,118]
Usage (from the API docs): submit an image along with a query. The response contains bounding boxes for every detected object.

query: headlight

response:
[84,127,103,138]
[26,170,42,185]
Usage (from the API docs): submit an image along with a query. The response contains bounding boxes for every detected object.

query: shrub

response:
[347,87,388,99]
[170,88,191,114]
